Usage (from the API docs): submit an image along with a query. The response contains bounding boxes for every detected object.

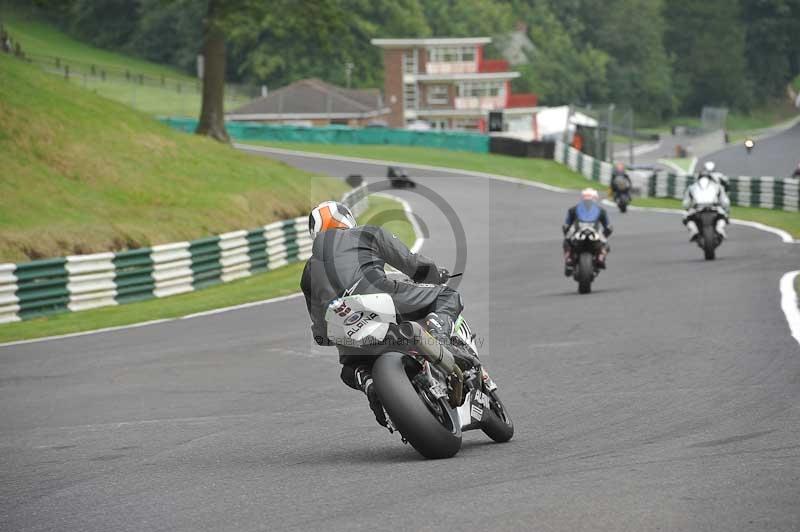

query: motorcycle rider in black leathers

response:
[562,188,613,276]
[610,162,632,198]
[300,201,462,426]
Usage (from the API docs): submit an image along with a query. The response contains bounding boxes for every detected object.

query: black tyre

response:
[618,201,628,213]
[372,354,462,459]
[702,225,716,260]
[577,252,594,294]
[480,390,514,443]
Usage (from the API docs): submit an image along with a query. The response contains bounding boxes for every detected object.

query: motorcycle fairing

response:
[325,293,396,345]
[456,387,493,430]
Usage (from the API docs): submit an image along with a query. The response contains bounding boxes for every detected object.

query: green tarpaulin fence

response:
[160,117,489,153]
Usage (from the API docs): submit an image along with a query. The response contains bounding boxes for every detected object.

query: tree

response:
[195,0,228,141]
[195,0,346,142]
[741,0,800,99]
[665,0,752,112]
[515,2,610,105]
[579,0,675,118]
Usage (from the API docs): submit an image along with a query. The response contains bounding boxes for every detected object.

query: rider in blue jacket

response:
[562,188,613,276]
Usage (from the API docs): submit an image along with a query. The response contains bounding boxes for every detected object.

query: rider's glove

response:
[562,224,569,235]
[437,267,450,284]
[603,226,613,238]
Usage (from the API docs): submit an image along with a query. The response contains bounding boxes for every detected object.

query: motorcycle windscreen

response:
[325,293,396,345]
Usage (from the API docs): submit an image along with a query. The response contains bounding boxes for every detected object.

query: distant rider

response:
[562,188,613,276]
[610,162,632,197]
[793,163,800,178]
[682,170,730,241]
[300,201,460,427]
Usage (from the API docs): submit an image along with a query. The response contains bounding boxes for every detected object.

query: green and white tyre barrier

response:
[554,140,799,211]
[0,186,367,324]
[556,140,614,186]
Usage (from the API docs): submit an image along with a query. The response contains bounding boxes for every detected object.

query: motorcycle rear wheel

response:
[372,354,462,459]
[702,225,716,260]
[577,252,594,294]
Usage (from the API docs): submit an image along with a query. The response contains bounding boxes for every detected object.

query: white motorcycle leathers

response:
[682,176,730,239]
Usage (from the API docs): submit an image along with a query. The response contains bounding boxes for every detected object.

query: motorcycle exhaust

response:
[397,321,457,374]
[397,321,464,407]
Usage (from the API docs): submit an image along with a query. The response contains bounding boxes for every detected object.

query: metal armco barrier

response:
[0,186,367,324]
[554,141,799,211]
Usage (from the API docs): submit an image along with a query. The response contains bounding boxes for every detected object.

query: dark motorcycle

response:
[689,205,726,260]
[324,277,513,459]
[387,166,416,188]
[568,222,604,294]
[611,176,631,213]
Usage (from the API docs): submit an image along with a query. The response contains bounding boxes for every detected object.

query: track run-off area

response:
[1,148,799,531]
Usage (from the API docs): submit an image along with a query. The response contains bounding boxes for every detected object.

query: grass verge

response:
[250,141,800,238]
[0,54,345,262]
[658,158,694,173]
[251,141,592,189]
[0,195,416,344]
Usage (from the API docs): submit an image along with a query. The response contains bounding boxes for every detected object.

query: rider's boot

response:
[715,218,727,239]
[354,366,387,427]
[563,251,574,276]
[686,220,699,242]
[424,312,454,346]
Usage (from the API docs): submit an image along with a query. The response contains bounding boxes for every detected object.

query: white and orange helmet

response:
[580,188,599,201]
[308,201,357,238]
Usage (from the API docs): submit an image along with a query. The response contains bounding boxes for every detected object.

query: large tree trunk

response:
[195,0,229,143]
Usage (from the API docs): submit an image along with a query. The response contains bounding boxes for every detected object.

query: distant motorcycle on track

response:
[566,222,605,294]
[611,175,631,213]
[686,204,726,260]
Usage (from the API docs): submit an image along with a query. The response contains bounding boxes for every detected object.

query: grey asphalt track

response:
[1,148,799,532]
[700,121,800,178]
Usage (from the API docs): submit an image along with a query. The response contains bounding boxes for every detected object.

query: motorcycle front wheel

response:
[372,353,462,459]
[480,389,514,443]
[702,225,716,260]
[577,252,594,294]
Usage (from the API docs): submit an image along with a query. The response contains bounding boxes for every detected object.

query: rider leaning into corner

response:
[682,161,731,241]
[300,200,461,427]
[562,188,613,276]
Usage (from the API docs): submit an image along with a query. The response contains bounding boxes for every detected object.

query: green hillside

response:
[1,12,249,115]
[0,54,346,263]
[2,13,192,79]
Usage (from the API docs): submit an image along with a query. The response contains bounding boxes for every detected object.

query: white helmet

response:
[308,201,356,238]
[580,188,599,201]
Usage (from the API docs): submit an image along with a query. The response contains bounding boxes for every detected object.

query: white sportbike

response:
[324,275,513,459]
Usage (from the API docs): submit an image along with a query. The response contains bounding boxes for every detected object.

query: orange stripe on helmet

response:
[319,205,349,232]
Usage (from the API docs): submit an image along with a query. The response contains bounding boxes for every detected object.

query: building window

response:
[427,85,449,105]
[430,119,449,130]
[458,81,505,98]
[403,51,417,74]
[452,118,480,131]
[427,46,477,63]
